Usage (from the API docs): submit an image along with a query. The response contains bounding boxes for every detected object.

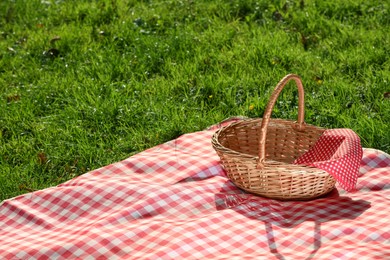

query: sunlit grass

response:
[1,0,389,201]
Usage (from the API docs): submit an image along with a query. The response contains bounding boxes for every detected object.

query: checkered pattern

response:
[294,128,363,191]
[1,119,389,259]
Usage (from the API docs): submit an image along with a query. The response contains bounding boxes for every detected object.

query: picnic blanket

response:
[1,119,389,259]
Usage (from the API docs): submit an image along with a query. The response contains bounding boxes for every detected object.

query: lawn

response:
[1,0,389,201]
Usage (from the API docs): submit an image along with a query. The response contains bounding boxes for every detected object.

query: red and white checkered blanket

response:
[1,119,389,259]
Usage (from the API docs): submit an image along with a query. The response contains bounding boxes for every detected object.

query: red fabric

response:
[294,129,363,191]
[0,119,389,259]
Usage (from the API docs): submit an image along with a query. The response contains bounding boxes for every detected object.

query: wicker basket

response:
[212,74,336,200]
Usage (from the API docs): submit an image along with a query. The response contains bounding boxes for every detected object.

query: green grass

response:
[1,0,389,201]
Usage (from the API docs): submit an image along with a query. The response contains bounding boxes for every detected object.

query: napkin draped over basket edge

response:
[294,128,363,191]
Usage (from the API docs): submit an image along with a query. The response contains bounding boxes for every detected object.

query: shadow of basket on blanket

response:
[215,185,371,260]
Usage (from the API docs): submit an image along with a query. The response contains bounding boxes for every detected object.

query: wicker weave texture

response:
[212,74,337,200]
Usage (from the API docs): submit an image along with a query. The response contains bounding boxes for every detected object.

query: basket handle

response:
[257,74,306,169]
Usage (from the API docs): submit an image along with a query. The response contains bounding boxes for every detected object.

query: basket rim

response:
[212,118,257,159]
[212,117,325,161]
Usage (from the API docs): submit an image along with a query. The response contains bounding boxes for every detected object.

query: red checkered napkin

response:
[294,129,363,191]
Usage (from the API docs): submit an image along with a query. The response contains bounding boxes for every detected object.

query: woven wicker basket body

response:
[212,75,336,200]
